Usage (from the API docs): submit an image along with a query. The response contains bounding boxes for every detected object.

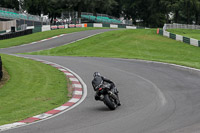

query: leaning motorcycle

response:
[96,82,119,110]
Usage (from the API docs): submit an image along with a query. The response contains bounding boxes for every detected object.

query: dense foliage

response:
[1,0,200,27]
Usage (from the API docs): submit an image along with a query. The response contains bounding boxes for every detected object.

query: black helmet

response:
[93,72,101,77]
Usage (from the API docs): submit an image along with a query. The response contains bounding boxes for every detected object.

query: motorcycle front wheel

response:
[103,94,117,110]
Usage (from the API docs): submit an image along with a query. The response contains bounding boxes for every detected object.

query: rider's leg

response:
[94,91,100,101]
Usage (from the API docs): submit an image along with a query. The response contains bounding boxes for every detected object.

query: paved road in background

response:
[1,29,200,133]
[0,29,116,54]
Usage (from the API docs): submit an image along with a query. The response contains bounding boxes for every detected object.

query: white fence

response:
[163,23,200,30]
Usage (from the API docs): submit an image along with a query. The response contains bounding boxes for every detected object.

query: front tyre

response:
[103,94,117,110]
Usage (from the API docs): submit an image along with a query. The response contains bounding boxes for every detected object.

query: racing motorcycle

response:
[96,82,120,110]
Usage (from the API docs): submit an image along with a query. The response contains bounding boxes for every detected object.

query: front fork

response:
[108,91,118,101]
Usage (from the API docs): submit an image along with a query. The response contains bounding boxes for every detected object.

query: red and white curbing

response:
[8,33,74,48]
[0,56,86,131]
[1,31,102,51]
[28,34,67,45]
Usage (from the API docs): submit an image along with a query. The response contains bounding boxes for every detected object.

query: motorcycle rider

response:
[92,72,121,106]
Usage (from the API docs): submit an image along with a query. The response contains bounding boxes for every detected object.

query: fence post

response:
[0,56,2,80]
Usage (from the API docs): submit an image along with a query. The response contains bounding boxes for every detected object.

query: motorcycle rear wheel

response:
[103,94,117,110]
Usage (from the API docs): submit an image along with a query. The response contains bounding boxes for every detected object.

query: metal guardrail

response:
[157,28,200,47]
[163,23,200,30]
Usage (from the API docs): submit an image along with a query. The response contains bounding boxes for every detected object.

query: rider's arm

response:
[102,77,114,84]
[92,81,96,90]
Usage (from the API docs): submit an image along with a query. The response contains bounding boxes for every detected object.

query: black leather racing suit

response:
[92,75,119,101]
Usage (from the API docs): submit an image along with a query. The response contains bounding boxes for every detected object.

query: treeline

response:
[1,0,200,27]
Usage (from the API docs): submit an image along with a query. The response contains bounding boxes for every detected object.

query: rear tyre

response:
[103,94,117,110]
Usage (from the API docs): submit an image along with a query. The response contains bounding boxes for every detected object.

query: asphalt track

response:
[1,29,200,133]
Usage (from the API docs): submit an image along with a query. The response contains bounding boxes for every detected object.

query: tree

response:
[179,0,193,24]
[65,0,88,18]
[122,0,166,27]
[160,0,179,23]
[87,0,118,16]
[191,0,200,24]
[0,0,19,10]
[3,0,200,27]
[22,0,68,23]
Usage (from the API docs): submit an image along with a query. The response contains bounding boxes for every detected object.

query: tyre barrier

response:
[0,56,2,80]
[157,28,200,47]
[0,29,33,40]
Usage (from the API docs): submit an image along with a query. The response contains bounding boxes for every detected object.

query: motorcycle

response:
[96,82,120,110]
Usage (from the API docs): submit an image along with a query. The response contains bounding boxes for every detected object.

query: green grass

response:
[28,29,200,69]
[167,29,200,40]
[0,28,105,48]
[0,54,68,125]
[2,28,200,125]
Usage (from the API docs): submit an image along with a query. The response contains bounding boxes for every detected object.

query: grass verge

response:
[0,28,105,49]
[167,29,200,40]
[28,29,200,69]
[0,54,68,125]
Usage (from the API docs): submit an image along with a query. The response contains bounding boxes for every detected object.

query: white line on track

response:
[115,67,167,106]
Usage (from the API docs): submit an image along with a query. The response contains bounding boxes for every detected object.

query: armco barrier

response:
[44,23,143,32]
[75,24,83,28]
[0,23,143,40]
[93,23,103,28]
[170,33,176,40]
[183,37,190,44]
[159,30,163,35]
[103,23,110,27]
[118,24,126,28]
[176,34,183,41]
[58,25,65,29]
[157,28,200,47]
[110,24,118,28]
[87,23,94,27]
[68,24,83,28]
[190,38,199,47]
[0,30,6,34]
[50,25,58,30]
[68,24,76,28]
[42,25,51,32]
[33,26,42,33]
[0,56,2,81]
[126,26,136,29]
